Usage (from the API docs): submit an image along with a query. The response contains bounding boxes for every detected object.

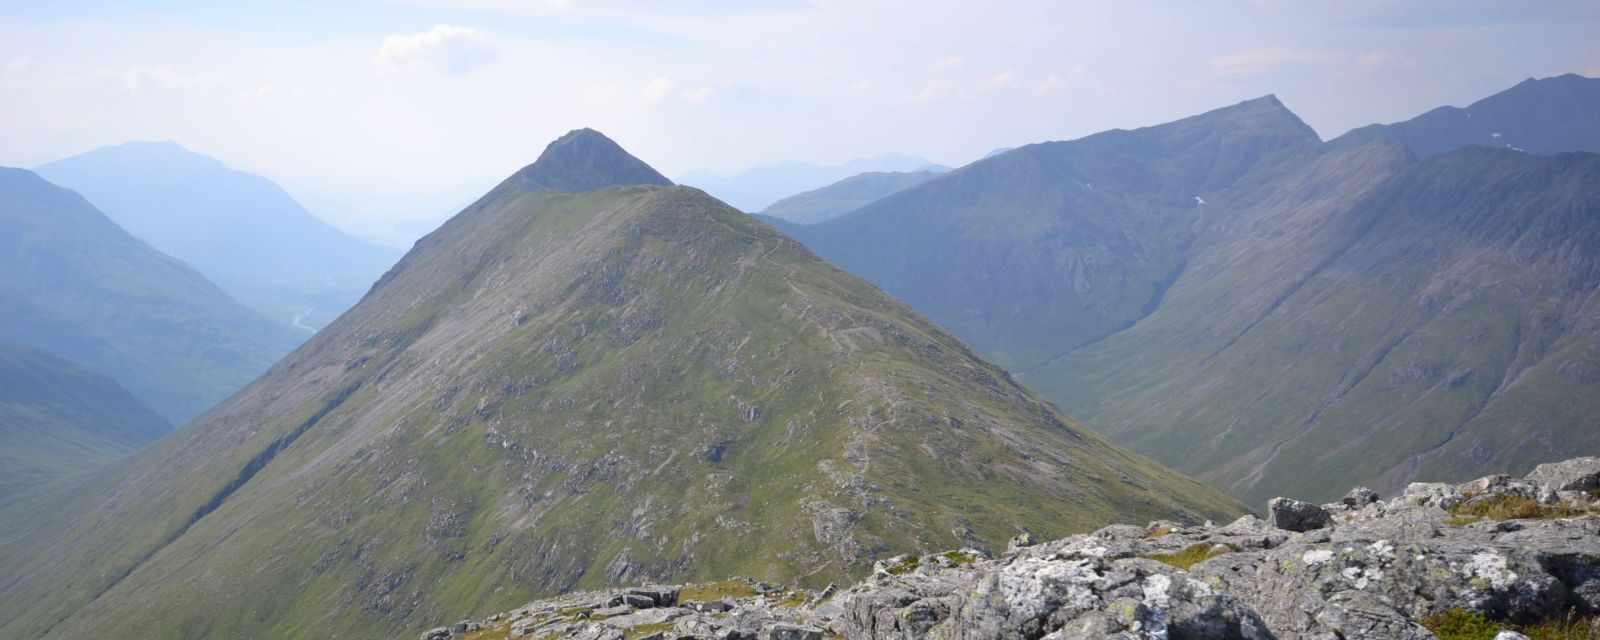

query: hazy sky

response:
[2,1,1597,244]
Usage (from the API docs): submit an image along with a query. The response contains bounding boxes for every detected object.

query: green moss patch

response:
[1449,495,1595,522]
[1142,543,1236,570]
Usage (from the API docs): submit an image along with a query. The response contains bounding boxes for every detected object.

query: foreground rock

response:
[419,458,1600,639]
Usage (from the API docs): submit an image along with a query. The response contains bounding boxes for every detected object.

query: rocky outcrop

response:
[418,458,1600,639]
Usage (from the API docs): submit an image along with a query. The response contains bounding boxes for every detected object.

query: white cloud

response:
[985,70,1018,90]
[642,75,675,104]
[930,55,964,73]
[412,0,576,15]
[122,66,225,92]
[850,79,875,93]
[915,77,956,102]
[1210,47,1336,77]
[377,25,498,76]
[1032,65,1084,97]
[682,86,713,103]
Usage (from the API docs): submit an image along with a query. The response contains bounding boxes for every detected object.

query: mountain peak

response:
[504,128,672,193]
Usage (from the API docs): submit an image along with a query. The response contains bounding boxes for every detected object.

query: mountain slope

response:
[1337,73,1600,157]
[36,141,401,331]
[0,130,1241,640]
[1035,146,1600,504]
[0,347,169,499]
[759,170,943,224]
[783,95,1322,369]
[0,168,302,423]
[679,154,947,212]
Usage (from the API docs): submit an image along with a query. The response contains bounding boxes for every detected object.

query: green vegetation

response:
[679,580,759,603]
[1031,142,1600,505]
[0,132,1242,640]
[1449,495,1596,522]
[0,347,169,499]
[1142,543,1237,570]
[461,623,511,640]
[623,622,675,639]
[941,550,979,566]
[883,556,921,575]
[1423,610,1501,640]
[1424,609,1600,640]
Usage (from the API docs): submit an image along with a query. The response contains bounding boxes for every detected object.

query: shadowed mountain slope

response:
[0,347,169,499]
[759,170,943,224]
[0,168,301,423]
[0,130,1241,640]
[37,141,401,331]
[777,78,1600,504]
[679,154,947,212]
[1337,73,1600,157]
[782,95,1322,370]
[1036,146,1600,504]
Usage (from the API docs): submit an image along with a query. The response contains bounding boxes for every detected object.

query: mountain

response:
[0,347,169,499]
[1337,73,1600,157]
[0,129,1241,640]
[0,168,302,424]
[782,95,1323,370]
[678,154,948,212]
[759,170,942,224]
[1034,145,1600,504]
[36,141,402,331]
[779,78,1600,506]
[982,146,1015,160]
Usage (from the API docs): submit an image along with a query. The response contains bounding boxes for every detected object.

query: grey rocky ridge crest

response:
[419,457,1600,639]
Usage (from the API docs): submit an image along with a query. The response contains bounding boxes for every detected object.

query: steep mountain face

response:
[775,79,1600,505]
[0,168,301,423]
[0,347,169,499]
[0,131,1241,640]
[1037,146,1600,504]
[36,141,401,331]
[1338,73,1600,157]
[679,154,947,212]
[783,96,1322,369]
[759,170,942,224]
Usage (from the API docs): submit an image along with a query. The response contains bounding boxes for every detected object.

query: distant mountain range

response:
[0,130,1239,640]
[37,142,401,331]
[778,74,1600,504]
[678,154,947,212]
[780,94,1322,370]
[1035,143,1600,504]
[758,170,943,224]
[0,168,301,424]
[1337,73,1600,156]
[0,346,168,499]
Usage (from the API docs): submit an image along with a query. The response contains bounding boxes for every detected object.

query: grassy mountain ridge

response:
[782,95,1321,370]
[775,78,1600,505]
[760,170,943,224]
[1035,146,1600,503]
[0,167,301,423]
[0,346,169,499]
[0,131,1242,640]
[679,154,947,212]
[1337,73,1600,157]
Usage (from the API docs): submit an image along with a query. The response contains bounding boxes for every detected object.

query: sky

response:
[2,0,1597,245]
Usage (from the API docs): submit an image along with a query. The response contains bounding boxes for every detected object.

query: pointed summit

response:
[504,127,672,193]
[0,128,1243,639]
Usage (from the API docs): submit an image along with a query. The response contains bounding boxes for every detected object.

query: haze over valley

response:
[3,3,1600,640]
